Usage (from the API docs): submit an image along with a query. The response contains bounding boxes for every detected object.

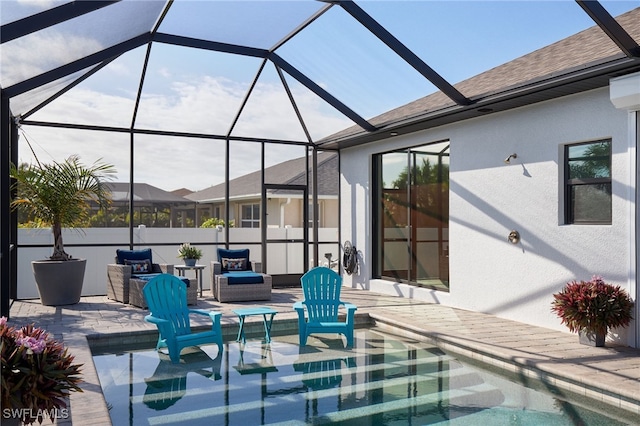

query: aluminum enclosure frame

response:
[1,1,639,318]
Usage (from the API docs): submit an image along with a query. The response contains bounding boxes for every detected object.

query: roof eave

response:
[319,56,640,150]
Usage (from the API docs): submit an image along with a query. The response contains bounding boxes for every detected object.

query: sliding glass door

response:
[375,141,449,290]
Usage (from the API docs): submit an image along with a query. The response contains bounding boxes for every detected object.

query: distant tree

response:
[391,158,449,191]
[86,206,172,227]
[200,217,234,228]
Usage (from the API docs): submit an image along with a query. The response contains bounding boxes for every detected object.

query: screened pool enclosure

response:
[2,1,639,317]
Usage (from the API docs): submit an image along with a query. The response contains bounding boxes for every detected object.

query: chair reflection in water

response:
[294,267,357,347]
[143,347,223,410]
[143,274,223,364]
[293,357,357,391]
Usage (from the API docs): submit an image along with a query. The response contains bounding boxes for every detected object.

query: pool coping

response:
[60,311,639,425]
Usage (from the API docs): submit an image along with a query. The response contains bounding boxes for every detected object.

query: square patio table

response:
[175,264,205,297]
[232,307,277,343]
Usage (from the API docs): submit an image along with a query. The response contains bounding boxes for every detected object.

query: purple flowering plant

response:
[0,317,83,425]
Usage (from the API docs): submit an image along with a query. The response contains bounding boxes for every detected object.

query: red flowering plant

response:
[551,276,634,336]
[0,317,83,425]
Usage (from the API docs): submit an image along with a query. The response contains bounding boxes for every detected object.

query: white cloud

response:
[104,61,130,77]
[2,31,103,87]
[157,67,172,79]
[17,0,57,8]
[21,74,350,191]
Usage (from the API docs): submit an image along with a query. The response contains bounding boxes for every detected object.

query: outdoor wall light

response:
[504,153,518,164]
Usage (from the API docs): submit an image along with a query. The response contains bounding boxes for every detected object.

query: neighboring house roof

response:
[171,188,195,197]
[321,7,640,149]
[107,182,193,206]
[187,152,338,203]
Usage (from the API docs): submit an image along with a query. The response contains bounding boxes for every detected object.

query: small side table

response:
[232,307,277,343]
[175,264,205,297]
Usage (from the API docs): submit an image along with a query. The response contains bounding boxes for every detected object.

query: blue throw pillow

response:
[116,248,153,265]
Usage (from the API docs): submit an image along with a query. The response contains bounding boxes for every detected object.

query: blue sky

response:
[6,0,639,191]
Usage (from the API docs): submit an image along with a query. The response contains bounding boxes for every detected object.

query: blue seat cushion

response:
[223,271,264,285]
[117,248,153,265]
[132,273,190,287]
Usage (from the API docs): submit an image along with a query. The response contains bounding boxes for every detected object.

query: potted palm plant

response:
[10,155,115,306]
[551,276,634,347]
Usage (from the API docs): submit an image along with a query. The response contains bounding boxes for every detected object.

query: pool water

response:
[91,328,635,425]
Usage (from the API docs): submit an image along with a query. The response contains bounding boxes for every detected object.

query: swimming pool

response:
[91,328,635,425]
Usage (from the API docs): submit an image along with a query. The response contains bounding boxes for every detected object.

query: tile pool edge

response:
[368,313,640,416]
[62,332,112,426]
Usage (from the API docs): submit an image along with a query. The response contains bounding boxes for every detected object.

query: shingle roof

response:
[322,7,640,148]
[107,182,193,205]
[271,153,338,197]
[171,188,195,197]
[186,152,338,202]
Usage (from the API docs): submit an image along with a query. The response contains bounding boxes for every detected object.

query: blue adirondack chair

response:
[294,267,357,347]
[143,274,223,363]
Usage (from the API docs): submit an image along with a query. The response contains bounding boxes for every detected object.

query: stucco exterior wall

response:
[340,87,637,346]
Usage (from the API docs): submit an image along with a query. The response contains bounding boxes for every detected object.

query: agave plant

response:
[551,276,634,336]
[10,155,116,261]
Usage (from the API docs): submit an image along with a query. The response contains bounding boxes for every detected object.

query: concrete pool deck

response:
[6,287,640,425]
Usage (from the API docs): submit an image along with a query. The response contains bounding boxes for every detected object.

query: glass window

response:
[565,140,611,224]
[241,204,260,228]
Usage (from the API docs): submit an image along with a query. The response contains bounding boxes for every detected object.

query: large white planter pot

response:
[32,259,86,306]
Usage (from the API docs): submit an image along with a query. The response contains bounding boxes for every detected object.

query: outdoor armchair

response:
[107,248,196,307]
[210,248,272,302]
